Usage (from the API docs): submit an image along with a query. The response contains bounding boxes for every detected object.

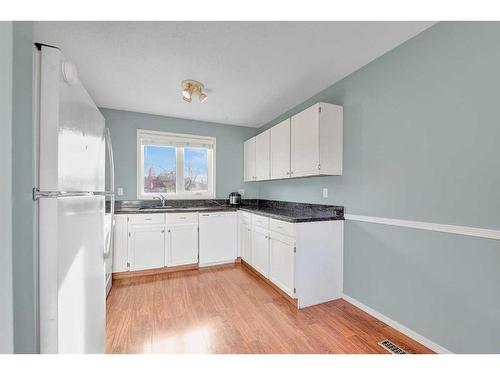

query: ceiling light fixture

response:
[181,80,208,103]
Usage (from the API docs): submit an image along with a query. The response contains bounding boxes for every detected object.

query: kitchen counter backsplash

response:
[107,199,344,222]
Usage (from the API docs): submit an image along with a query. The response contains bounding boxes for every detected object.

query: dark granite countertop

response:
[237,206,341,223]
[109,199,344,223]
[114,206,237,214]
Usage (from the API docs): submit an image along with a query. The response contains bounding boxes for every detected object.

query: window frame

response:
[136,129,216,200]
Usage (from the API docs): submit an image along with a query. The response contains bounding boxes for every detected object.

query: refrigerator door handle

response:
[93,191,115,196]
[33,188,114,200]
[104,128,115,259]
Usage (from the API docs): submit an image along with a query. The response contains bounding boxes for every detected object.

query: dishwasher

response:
[198,211,238,266]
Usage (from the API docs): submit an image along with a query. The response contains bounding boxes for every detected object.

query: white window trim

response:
[136,129,216,200]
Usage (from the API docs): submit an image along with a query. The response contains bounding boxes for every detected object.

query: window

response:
[137,129,215,199]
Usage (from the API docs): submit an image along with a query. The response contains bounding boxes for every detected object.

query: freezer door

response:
[39,195,105,353]
[39,45,105,192]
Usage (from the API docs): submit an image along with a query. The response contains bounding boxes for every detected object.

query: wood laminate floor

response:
[105,264,433,354]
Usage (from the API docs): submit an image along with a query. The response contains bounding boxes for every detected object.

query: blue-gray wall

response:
[0,21,14,354]
[257,22,500,353]
[0,21,36,354]
[11,21,37,354]
[101,108,259,201]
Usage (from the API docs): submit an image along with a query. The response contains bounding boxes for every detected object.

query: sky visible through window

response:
[144,146,176,173]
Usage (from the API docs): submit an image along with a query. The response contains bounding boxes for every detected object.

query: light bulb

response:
[182,88,192,101]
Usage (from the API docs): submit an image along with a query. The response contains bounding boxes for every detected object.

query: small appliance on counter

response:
[228,192,241,206]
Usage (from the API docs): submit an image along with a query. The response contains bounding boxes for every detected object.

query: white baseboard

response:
[198,259,237,268]
[341,293,453,354]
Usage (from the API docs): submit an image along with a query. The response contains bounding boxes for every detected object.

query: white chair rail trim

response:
[344,214,500,241]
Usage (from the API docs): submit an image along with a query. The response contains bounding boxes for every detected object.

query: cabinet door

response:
[291,104,320,177]
[167,225,199,266]
[269,235,295,297]
[129,226,165,271]
[112,215,129,272]
[270,119,291,179]
[240,222,253,264]
[251,228,269,278]
[255,129,270,180]
[243,137,256,182]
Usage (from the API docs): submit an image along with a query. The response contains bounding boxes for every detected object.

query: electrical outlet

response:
[117,187,124,196]
[322,188,328,198]
[238,189,245,196]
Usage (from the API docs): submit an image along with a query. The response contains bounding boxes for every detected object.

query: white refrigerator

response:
[34,44,115,353]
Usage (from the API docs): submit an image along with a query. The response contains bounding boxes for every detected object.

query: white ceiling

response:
[34,21,435,128]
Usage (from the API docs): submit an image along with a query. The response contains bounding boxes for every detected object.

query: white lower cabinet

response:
[240,221,252,265]
[128,225,166,271]
[114,210,343,310]
[112,214,129,273]
[269,232,295,297]
[166,224,199,266]
[244,213,344,309]
[251,225,269,278]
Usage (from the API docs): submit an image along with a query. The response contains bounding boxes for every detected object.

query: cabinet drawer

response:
[167,212,198,225]
[128,213,165,226]
[239,210,252,224]
[270,219,295,237]
[252,213,269,229]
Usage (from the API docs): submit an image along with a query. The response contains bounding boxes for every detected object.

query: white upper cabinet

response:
[255,129,271,181]
[291,104,320,177]
[243,102,342,182]
[243,137,256,182]
[291,102,343,177]
[270,119,291,179]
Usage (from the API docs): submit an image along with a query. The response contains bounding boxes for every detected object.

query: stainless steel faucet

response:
[153,194,168,207]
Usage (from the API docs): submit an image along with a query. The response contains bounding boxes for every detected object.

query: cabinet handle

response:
[161,229,165,233]
[168,229,171,233]
[144,218,152,221]
[179,217,187,219]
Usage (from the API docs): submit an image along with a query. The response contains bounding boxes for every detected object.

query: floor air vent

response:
[378,339,407,354]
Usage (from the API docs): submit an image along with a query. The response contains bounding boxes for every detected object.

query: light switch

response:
[322,188,328,198]
[238,189,245,196]
[117,187,124,196]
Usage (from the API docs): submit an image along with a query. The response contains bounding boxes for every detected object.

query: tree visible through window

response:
[143,146,176,193]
